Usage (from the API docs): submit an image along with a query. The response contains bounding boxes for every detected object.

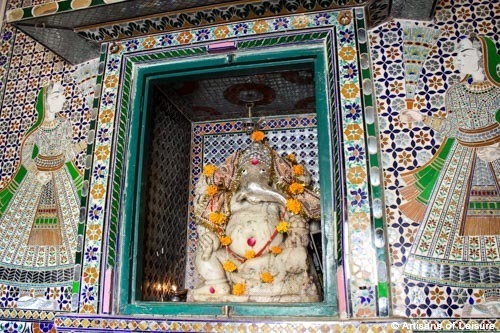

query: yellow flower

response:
[270,246,282,255]
[86,224,102,241]
[95,145,110,161]
[214,26,230,39]
[347,166,366,185]
[253,20,269,34]
[344,124,363,141]
[141,36,156,49]
[83,267,99,285]
[232,283,246,296]
[251,130,265,142]
[177,31,192,44]
[219,235,232,246]
[261,271,274,283]
[209,212,226,225]
[276,221,289,233]
[99,109,114,123]
[244,250,255,259]
[292,165,304,176]
[203,164,217,177]
[104,75,118,89]
[292,15,309,29]
[339,46,356,61]
[288,182,304,195]
[206,185,218,196]
[90,184,106,199]
[341,83,360,99]
[223,260,237,272]
[286,153,296,162]
[286,198,302,215]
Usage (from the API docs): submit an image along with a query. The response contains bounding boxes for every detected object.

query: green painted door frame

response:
[118,43,339,317]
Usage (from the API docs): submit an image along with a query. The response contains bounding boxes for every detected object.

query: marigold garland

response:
[206,185,218,196]
[244,250,255,259]
[286,198,302,215]
[270,246,282,255]
[276,221,289,233]
[261,271,274,283]
[288,182,304,195]
[203,164,217,177]
[292,164,304,176]
[232,283,246,296]
[209,212,226,225]
[286,153,296,162]
[219,235,232,246]
[223,260,237,272]
[251,130,265,142]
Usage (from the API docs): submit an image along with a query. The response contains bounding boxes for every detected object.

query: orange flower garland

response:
[276,221,289,233]
[219,235,232,246]
[244,250,256,259]
[286,198,302,215]
[232,283,246,296]
[251,130,265,142]
[292,164,304,176]
[288,182,304,195]
[206,185,218,196]
[203,164,217,177]
[209,212,226,225]
[270,246,282,255]
[261,271,274,283]
[223,260,237,272]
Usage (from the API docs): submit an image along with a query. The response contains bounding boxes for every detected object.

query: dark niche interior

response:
[138,66,323,302]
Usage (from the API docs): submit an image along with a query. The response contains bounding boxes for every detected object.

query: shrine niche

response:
[138,66,325,304]
[115,42,340,316]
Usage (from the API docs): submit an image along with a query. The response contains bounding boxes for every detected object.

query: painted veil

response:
[401,36,500,288]
[0,85,83,309]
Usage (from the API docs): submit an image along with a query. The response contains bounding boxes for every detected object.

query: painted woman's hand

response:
[400,109,424,123]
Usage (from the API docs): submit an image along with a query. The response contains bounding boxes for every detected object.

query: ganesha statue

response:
[189,131,321,302]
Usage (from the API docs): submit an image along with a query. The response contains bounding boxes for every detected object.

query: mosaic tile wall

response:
[370,0,499,320]
[0,0,497,331]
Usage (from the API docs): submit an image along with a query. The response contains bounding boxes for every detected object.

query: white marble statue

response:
[189,131,321,302]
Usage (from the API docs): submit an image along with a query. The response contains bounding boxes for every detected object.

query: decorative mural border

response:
[53,316,409,332]
[74,0,369,43]
[87,7,385,319]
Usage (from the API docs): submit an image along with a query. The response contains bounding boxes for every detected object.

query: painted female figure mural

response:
[401,35,499,287]
[0,82,84,309]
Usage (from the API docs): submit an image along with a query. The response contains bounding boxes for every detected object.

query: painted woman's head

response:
[45,82,66,116]
[455,34,484,79]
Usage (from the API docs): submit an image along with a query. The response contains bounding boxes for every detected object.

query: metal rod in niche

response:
[243,102,267,133]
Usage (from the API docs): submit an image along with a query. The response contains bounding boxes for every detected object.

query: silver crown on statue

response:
[239,142,272,168]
